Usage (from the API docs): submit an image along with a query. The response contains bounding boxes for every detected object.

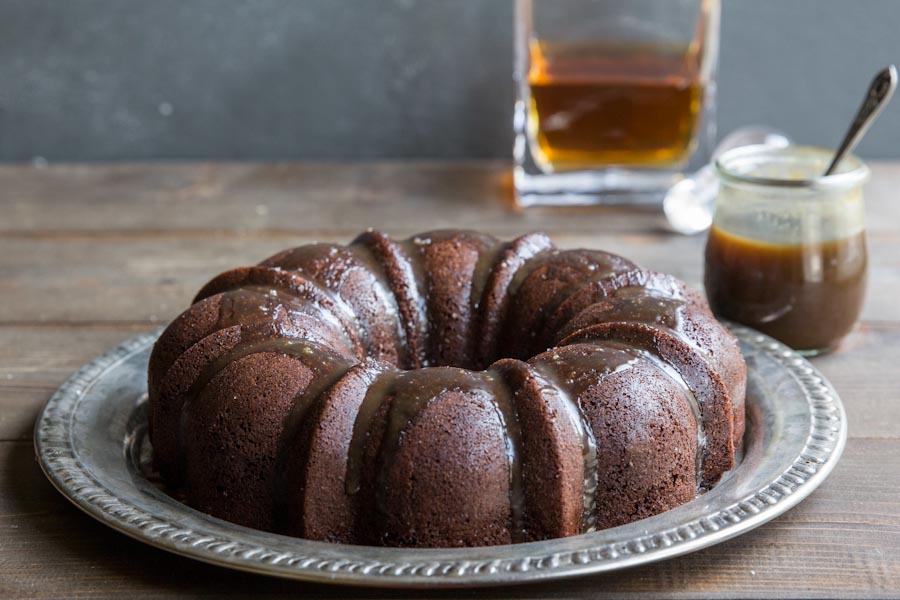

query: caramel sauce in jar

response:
[704,145,870,355]
[705,227,867,352]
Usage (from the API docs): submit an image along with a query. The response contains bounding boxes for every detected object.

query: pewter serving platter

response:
[35,324,846,588]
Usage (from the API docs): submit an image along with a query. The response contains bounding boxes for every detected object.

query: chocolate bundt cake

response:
[148,229,745,548]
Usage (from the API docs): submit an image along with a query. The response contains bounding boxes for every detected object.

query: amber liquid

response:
[527,40,704,170]
[704,227,868,352]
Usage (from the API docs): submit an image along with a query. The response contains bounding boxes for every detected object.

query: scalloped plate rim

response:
[33,324,847,588]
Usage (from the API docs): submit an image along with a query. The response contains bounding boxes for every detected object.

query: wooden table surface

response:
[2,161,899,599]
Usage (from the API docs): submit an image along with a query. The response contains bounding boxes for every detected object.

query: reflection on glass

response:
[705,146,870,355]
[515,0,720,206]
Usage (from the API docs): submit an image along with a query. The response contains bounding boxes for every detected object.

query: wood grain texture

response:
[1,161,899,598]
[0,161,662,236]
[0,325,154,442]
[2,161,899,237]
[2,234,899,324]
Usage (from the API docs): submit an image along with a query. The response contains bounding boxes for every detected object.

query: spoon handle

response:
[825,65,898,175]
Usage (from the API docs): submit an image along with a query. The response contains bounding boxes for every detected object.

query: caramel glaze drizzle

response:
[270,349,354,531]
[175,336,352,484]
[346,243,411,368]
[344,367,528,544]
[485,371,527,542]
[528,360,601,534]
[552,277,710,491]
[353,231,428,370]
[212,283,361,360]
[264,242,412,368]
[174,231,715,542]
[469,242,507,321]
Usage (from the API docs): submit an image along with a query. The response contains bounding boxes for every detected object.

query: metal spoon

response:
[824,65,897,175]
[663,126,790,235]
[665,66,897,235]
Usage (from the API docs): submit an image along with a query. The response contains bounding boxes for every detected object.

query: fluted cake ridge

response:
[148,229,746,548]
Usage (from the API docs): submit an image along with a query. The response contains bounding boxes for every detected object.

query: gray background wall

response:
[1,0,898,162]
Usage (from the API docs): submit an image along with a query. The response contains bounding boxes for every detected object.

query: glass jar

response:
[704,145,870,355]
[514,0,720,207]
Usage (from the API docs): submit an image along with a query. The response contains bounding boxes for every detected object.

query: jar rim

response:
[714,144,870,191]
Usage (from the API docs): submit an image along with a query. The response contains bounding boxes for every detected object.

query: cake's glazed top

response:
[148,229,746,547]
